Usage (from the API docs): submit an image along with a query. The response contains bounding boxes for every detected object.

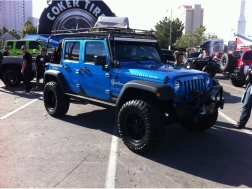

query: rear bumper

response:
[175,85,224,118]
[223,67,246,79]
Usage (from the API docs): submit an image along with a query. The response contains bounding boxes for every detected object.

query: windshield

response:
[113,41,162,63]
[39,40,54,48]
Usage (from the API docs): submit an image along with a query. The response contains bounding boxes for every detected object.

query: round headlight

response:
[174,80,181,93]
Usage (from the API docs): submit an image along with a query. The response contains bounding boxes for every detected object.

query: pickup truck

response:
[43,17,225,154]
[2,56,35,86]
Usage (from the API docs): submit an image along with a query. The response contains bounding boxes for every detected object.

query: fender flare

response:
[44,70,70,93]
[116,80,176,108]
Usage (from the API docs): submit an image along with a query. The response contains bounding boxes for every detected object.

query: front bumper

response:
[175,85,224,118]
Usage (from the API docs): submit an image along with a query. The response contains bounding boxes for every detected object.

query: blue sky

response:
[32,0,252,43]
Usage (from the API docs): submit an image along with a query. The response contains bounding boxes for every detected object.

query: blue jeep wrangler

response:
[43,27,224,154]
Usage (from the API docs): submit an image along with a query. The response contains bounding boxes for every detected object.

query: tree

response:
[9,28,17,35]
[174,25,218,50]
[154,17,184,49]
[20,20,37,39]
[0,26,9,35]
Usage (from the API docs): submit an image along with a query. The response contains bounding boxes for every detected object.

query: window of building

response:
[64,42,80,62]
[85,42,106,63]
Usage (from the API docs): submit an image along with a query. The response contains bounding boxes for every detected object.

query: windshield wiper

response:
[116,56,141,64]
[138,57,160,64]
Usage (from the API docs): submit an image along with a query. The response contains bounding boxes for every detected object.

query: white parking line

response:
[219,82,245,92]
[219,110,252,135]
[0,99,38,120]
[105,115,119,188]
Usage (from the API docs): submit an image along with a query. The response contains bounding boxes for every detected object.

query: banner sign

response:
[38,0,114,34]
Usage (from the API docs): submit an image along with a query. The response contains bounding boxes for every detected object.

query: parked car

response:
[188,56,220,78]
[1,56,36,86]
[161,49,175,62]
[43,16,224,154]
[2,40,54,56]
[220,50,252,87]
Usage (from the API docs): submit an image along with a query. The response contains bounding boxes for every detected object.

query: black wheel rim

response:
[48,91,56,109]
[126,113,146,141]
[4,71,17,84]
[222,57,226,66]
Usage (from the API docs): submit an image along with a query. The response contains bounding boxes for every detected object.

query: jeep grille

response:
[184,79,206,99]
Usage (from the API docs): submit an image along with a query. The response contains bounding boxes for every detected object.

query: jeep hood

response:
[115,63,209,81]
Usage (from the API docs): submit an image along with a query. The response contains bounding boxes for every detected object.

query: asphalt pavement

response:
[0,74,252,188]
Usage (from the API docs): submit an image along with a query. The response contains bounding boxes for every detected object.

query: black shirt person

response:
[3,47,10,56]
[21,45,33,93]
[34,48,49,90]
[0,51,9,89]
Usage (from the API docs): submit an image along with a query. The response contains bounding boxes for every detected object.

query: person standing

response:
[3,47,10,56]
[0,51,9,89]
[21,45,33,93]
[34,48,49,90]
[234,68,252,129]
[174,51,190,68]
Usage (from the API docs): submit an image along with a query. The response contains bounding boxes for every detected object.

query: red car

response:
[220,50,252,87]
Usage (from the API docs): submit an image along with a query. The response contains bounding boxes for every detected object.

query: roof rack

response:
[50,27,156,40]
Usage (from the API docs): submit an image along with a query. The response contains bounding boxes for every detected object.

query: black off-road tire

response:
[202,65,216,78]
[181,110,218,132]
[2,68,21,86]
[44,81,70,117]
[229,78,245,87]
[220,53,234,72]
[118,100,165,154]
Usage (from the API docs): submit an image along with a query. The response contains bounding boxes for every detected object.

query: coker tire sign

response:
[38,0,114,34]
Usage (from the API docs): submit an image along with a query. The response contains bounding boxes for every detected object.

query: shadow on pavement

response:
[0,82,43,99]
[55,106,252,187]
[58,108,117,136]
[142,120,252,187]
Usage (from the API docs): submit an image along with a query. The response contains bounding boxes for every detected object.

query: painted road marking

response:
[219,110,252,135]
[0,99,38,120]
[105,114,119,188]
[219,82,245,92]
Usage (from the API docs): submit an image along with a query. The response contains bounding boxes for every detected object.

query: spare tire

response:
[220,53,234,72]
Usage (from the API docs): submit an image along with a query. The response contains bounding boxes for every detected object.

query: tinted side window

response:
[29,41,40,49]
[7,41,13,48]
[16,41,26,49]
[85,42,106,62]
[64,42,80,61]
[243,52,252,60]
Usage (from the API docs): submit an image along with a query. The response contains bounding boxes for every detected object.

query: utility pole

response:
[169,10,172,50]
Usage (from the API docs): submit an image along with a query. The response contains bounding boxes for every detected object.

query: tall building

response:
[0,0,33,32]
[237,0,246,35]
[178,4,204,34]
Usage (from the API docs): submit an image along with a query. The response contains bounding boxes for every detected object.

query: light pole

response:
[167,10,172,50]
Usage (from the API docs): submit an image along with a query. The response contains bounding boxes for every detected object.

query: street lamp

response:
[167,10,172,50]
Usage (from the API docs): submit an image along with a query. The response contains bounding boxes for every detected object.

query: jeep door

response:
[60,40,81,94]
[79,40,111,101]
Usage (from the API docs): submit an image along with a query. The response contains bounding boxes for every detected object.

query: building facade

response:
[178,4,204,34]
[0,0,33,32]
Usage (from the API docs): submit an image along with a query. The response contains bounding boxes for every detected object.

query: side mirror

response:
[94,55,107,65]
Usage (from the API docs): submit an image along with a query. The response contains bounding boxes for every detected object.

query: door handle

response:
[81,67,89,72]
[63,65,69,69]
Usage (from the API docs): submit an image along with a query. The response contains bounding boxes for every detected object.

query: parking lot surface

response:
[0,74,252,188]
